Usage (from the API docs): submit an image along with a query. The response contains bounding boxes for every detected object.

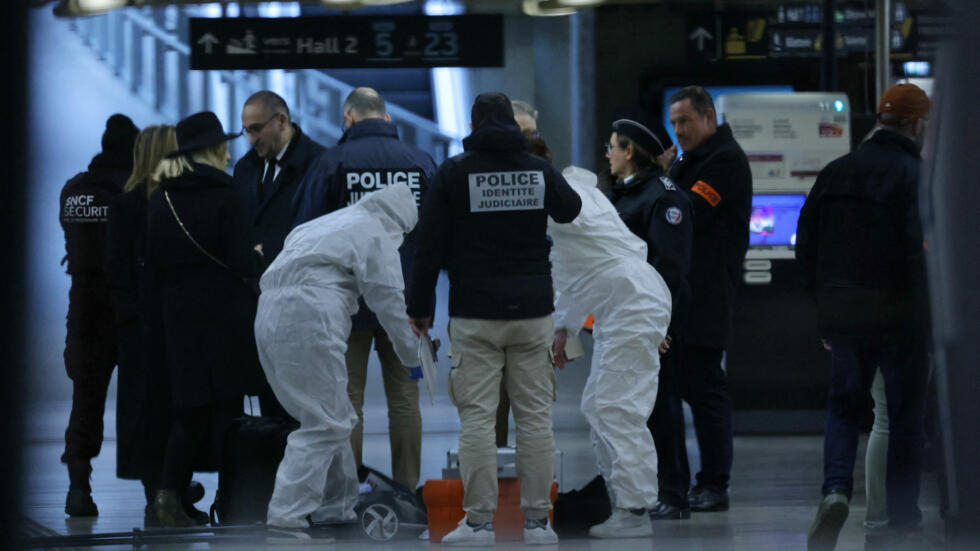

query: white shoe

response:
[442,516,495,546]
[589,508,653,538]
[524,517,558,545]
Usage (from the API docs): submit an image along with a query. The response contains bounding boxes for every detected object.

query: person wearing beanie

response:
[797,83,931,550]
[59,113,138,517]
[407,92,581,546]
[603,109,694,525]
[667,86,752,514]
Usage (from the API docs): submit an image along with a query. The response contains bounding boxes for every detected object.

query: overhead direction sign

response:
[189,15,504,70]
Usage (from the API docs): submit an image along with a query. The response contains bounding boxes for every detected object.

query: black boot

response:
[65,460,97,517]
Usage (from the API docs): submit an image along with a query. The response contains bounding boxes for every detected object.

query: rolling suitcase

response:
[209,415,297,526]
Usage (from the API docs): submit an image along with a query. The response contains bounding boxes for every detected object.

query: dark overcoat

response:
[147,163,259,409]
[232,124,325,270]
[105,187,171,480]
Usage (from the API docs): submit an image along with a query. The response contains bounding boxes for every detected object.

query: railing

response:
[68,5,459,164]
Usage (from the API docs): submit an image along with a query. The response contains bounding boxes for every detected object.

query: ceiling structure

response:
[32,0,948,18]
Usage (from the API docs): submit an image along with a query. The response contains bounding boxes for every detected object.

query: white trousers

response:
[256,288,360,528]
[580,333,660,509]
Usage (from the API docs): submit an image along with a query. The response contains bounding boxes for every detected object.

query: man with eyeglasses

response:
[292,87,436,492]
[233,90,325,420]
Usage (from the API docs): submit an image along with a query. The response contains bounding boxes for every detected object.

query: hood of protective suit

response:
[562,165,599,190]
[354,184,418,248]
[549,166,648,264]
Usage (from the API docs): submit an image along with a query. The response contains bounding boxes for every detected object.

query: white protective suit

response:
[255,184,421,528]
[549,166,673,509]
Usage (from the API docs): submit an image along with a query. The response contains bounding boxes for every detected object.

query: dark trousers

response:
[648,347,691,506]
[62,284,117,490]
[161,399,242,491]
[823,333,928,529]
[677,344,733,493]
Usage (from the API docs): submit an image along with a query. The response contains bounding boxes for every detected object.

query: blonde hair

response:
[154,141,229,182]
[124,125,177,196]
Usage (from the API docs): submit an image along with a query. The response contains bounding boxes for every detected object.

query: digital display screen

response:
[749,194,806,247]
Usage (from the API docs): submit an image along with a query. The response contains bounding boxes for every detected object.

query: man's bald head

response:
[343,87,389,128]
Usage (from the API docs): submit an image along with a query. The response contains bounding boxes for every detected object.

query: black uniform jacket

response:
[292,118,437,331]
[232,123,325,270]
[608,168,693,333]
[669,123,752,348]
[407,114,582,320]
[796,129,927,337]
[60,152,130,280]
[147,163,259,409]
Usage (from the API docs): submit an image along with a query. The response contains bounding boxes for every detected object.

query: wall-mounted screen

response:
[749,193,807,247]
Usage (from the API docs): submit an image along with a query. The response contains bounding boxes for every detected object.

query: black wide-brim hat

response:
[167,111,239,158]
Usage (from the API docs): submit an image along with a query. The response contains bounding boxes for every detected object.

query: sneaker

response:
[266,525,336,545]
[65,487,98,517]
[442,516,495,546]
[807,491,849,550]
[523,517,558,545]
[588,508,653,538]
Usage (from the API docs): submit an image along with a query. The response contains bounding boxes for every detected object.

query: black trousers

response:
[647,347,691,506]
[161,398,242,491]
[677,344,733,493]
[61,283,117,490]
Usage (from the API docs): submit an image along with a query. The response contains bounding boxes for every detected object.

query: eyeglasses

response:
[603,142,620,155]
[240,113,280,137]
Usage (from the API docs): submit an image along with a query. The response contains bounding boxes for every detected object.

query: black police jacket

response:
[60,152,131,280]
[232,124,325,270]
[292,118,437,330]
[608,168,693,333]
[669,123,752,348]
[407,115,582,320]
[796,129,928,337]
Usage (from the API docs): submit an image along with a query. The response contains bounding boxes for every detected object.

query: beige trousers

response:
[346,327,421,490]
[448,316,557,524]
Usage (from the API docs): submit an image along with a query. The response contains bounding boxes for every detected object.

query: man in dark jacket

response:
[233,91,325,420]
[407,92,581,546]
[292,87,436,491]
[235,91,326,269]
[59,113,138,517]
[797,84,931,551]
[668,86,752,512]
[603,110,695,521]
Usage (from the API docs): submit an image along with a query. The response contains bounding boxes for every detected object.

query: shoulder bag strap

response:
[163,189,229,270]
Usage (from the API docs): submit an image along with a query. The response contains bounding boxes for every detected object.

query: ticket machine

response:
[715,92,851,431]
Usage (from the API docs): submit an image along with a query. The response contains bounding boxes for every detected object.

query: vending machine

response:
[715,92,851,432]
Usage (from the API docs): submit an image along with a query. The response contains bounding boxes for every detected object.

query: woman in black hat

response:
[146,111,259,526]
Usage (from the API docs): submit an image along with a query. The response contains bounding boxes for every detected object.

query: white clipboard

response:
[418,334,438,405]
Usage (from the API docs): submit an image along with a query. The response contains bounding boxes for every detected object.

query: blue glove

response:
[409,365,423,380]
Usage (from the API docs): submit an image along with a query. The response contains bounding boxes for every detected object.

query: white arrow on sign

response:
[689,27,713,51]
[197,33,220,54]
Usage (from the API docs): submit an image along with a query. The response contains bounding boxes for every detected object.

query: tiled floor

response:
[19,391,946,550]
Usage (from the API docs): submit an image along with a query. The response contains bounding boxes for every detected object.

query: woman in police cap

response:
[604,109,696,521]
[146,111,259,526]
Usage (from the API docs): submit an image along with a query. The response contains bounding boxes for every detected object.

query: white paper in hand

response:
[418,334,437,405]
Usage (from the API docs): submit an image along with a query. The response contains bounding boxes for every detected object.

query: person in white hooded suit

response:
[550,166,673,538]
[255,184,420,539]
